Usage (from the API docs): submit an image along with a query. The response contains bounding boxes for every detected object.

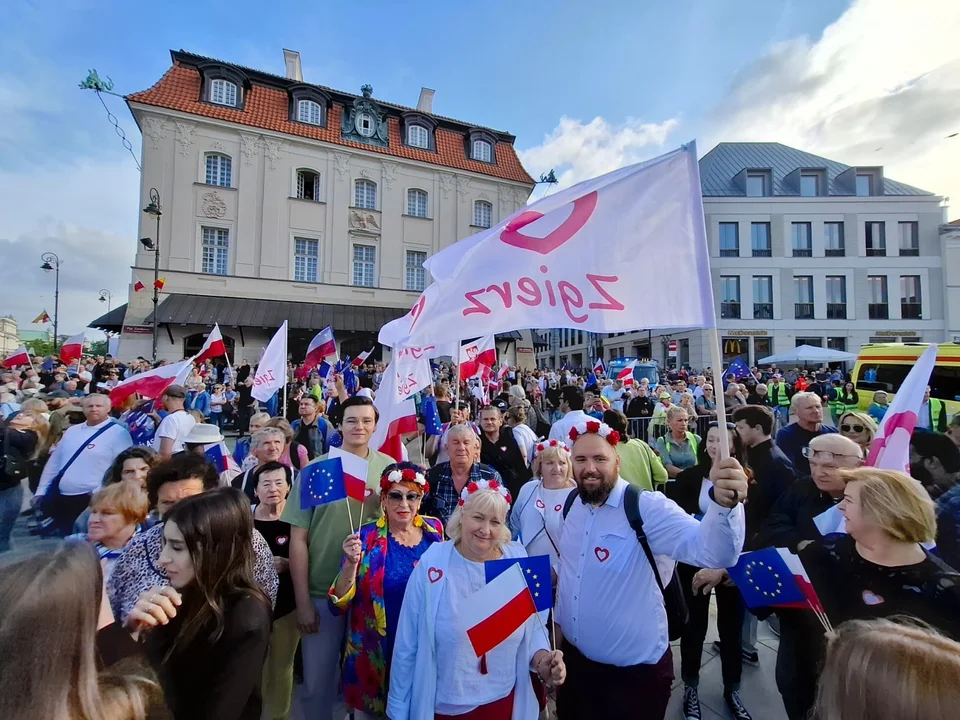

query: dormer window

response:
[800,173,820,197]
[408,125,429,149]
[356,112,376,137]
[856,173,873,197]
[197,63,248,110]
[298,100,322,125]
[473,139,492,162]
[288,85,330,128]
[400,111,437,152]
[210,79,237,107]
[746,173,768,197]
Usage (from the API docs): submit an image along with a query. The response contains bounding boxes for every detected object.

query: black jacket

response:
[480,427,532,500]
[759,476,839,552]
[744,439,796,550]
[625,396,656,418]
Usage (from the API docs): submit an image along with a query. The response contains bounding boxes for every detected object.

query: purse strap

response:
[46,422,120,496]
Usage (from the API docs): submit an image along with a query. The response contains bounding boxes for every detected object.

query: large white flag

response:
[370,361,419,461]
[252,321,288,402]
[379,144,714,349]
[392,351,434,402]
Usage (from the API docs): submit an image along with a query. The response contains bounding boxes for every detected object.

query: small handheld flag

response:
[205,442,231,473]
[592,359,605,376]
[2,345,31,369]
[462,563,538,658]
[726,356,751,381]
[328,447,369,503]
[300,457,348,510]
[352,346,375,367]
[422,394,443,436]
[484,554,552,612]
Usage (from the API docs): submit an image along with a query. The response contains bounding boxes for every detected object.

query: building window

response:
[824,222,845,257]
[750,223,770,257]
[205,154,231,187]
[868,275,888,319]
[719,223,739,257]
[900,275,922,319]
[405,250,427,291]
[865,222,886,256]
[800,173,820,197]
[472,139,492,163]
[827,337,846,352]
[407,189,428,218]
[354,179,377,210]
[796,337,823,348]
[792,222,812,257]
[352,245,376,287]
[794,276,814,319]
[201,227,229,275]
[297,99,322,125]
[474,200,493,228]
[752,276,773,319]
[296,169,321,201]
[720,276,741,319]
[826,276,847,319]
[407,125,429,149]
[899,221,919,256]
[294,237,319,282]
[210,79,237,107]
[856,173,873,197]
[746,173,767,197]
[356,112,376,137]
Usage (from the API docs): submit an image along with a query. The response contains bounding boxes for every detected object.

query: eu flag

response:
[485,554,552,612]
[727,547,807,609]
[300,457,348,510]
[422,395,443,436]
[726,356,751,381]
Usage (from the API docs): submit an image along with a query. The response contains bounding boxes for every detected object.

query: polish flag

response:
[304,326,337,372]
[194,324,227,364]
[109,358,194,408]
[592,359,605,376]
[459,336,497,381]
[351,346,375,368]
[371,361,419,461]
[133,275,145,292]
[463,563,538,658]
[329,447,369,502]
[616,360,638,387]
[60,332,85,366]
[2,345,30,369]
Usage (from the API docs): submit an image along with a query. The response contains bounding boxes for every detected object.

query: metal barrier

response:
[626,415,716,446]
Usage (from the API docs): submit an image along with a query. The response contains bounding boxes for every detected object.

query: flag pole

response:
[453,339,462,409]
[345,497,356,534]
[707,326,732,461]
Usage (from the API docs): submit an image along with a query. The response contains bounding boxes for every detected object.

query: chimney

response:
[283,49,302,82]
[943,198,951,224]
[417,87,435,114]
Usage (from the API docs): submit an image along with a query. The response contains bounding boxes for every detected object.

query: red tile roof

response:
[127,64,535,185]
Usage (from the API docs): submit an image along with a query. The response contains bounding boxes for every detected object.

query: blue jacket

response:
[186,390,211,417]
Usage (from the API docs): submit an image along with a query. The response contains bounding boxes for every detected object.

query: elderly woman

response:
[265,416,310,471]
[654,406,700,478]
[509,439,576,568]
[679,392,700,432]
[67,481,149,581]
[695,383,718,420]
[836,410,877,456]
[234,411,271,470]
[424,423,503,526]
[867,390,889,424]
[388,483,565,720]
[329,462,444,719]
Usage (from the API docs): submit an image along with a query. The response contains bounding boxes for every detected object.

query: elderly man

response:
[601,378,626,412]
[917,385,948,433]
[423,423,503,525]
[555,421,748,720]
[775,392,838,475]
[233,427,286,500]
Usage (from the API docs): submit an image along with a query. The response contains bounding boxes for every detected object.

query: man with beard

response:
[911,432,960,569]
[554,420,748,720]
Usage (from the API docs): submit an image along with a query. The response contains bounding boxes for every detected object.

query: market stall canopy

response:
[757,344,857,365]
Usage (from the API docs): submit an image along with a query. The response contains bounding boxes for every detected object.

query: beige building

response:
[92,49,534,363]
[0,317,18,355]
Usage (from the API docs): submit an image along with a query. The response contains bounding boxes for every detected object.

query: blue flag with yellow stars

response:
[421,394,443,436]
[484,554,552,612]
[300,457,347,509]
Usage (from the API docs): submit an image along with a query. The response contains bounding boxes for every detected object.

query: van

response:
[607,357,660,387]
[852,343,960,416]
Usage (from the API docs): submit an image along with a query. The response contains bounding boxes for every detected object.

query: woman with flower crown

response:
[388,481,567,720]
[328,461,444,719]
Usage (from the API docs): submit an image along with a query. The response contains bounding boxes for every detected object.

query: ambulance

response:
[852,342,960,416]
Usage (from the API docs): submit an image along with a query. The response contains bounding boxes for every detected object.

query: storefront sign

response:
[122,325,153,335]
[727,330,768,336]
[874,330,917,336]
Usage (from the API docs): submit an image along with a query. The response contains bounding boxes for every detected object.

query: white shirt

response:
[601,386,625,412]
[556,478,744,666]
[37,420,133,497]
[152,410,196,455]
[548,409,591,443]
[509,480,573,570]
[511,423,538,466]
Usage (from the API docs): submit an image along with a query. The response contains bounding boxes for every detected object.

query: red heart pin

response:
[554,504,562,512]
[535,499,546,509]
[428,567,443,583]
[500,191,599,255]
[594,547,610,563]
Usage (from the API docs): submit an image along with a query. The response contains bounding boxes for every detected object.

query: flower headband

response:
[568,420,620,446]
[457,479,512,508]
[379,467,430,494]
[534,439,570,457]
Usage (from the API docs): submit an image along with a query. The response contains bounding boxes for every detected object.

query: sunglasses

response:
[386,491,422,503]
[840,424,865,433]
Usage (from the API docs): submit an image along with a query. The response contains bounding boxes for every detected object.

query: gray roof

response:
[89,303,127,332]
[698,142,934,197]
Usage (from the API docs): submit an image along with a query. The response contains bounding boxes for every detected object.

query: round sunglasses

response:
[840,423,865,433]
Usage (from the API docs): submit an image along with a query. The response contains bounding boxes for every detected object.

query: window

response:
[474,200,493,228]
[750,223,771,257]
[827,337,847,352]
[472,139,492,162]
[294,237,319,282]
[352,245,376,287]
[824,222,845,257]
[296,170,320,201]
[720,276,740,319]
[205,154,231,187]
[407,189,428,218]
[356,112,376,137]
[900,275,922,319]
[794,276,814,318]
[800,174,820,197]
[856,174,873,197]
[407,125,429,149]
[405,250,427,291]
[719,223,739,257]
[868,275,889,319]
[201,227,229,275]
[298,99,322,125]
[354,179,377,210]
[826,276,847,319]
[865,222,886,256]
[578,330,583,344]
[210,79,237,107]
[899,222,919,256]
[796,337,823,348]
[792,222,812,257]
[753,276,773,319]
[746,173,767,197]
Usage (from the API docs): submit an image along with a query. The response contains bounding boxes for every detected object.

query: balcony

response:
[719,248,739,258]
[824,248,845,257]
[866,247,886,257]
[827,303,847,320]
[899,247,920,257]
[795,303,815,319]
[901,302,922,319]
[868,303,889,319]
[720,302,741,319]
[751,248,772,258]
[753,303,773,320]
[793,248,812,258]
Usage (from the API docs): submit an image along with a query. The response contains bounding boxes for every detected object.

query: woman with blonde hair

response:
[836,410,877,456]
[68,483,150,582]
[814,618,960,720]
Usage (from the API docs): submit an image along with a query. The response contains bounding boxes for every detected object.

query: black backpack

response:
[563,482,689,640]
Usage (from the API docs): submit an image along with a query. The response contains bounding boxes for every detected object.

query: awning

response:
[143,294,407,333]
[89,303,128,332]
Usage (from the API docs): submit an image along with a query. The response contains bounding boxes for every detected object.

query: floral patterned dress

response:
[329,514,444,717]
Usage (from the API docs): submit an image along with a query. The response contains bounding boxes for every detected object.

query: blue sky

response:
[1,0,958,336]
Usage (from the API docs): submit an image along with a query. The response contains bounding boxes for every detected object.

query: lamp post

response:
[40,252,62,353]
[98,289,112,313]
[142,188,162,363]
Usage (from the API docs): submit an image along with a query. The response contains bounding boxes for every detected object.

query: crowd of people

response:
[1,350,960,720]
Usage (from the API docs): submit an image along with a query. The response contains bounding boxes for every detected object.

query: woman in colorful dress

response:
[329,462,444,719]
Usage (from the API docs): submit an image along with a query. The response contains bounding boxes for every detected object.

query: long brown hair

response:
[161,487,269,661]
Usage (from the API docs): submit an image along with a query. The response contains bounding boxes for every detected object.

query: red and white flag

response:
[2,345,30,369]
[60,332,85,366]
[304,326,337,372]
[329,447,370,502]
[133,275,145,292]
[351,346,375,367]
[371,361,419,461]
[616,360,638,387]
[194,323,227,364]
[252,322,288,403]
[592,359,605,376]
[109,358,193,407]
[463,563,538,658]
[459,336,497,381]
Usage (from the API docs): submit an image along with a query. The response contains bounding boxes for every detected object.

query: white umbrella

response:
[757,344,857,365]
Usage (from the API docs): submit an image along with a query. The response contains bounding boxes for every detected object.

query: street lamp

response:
[40,252,62,352]
[142,188,162,363]
[98,289,112,312]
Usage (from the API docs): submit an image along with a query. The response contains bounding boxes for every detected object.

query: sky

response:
[1,0,958,338]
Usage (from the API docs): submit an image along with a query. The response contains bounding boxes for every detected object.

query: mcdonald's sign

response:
[723,339,743,356]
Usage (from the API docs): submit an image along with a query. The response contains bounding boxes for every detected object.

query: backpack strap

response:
[561,486,580,519]
[623,483,668,596]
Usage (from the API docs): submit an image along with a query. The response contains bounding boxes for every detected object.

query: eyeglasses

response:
[840,424,865,433]
[801,447,862,461]
[386,491,421,503]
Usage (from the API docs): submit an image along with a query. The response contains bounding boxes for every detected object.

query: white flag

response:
[392,353,434,402]
[379,144,714,349]
[252,321,288,402]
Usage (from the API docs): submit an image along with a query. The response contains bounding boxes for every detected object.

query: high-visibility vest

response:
[930,398,946,432]
[840,391,859,412]
[767,382,790,407]
[828,387,846,416]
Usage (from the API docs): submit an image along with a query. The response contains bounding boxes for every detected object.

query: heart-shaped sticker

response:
[500,191,599,255]
[861,590,884,606]
[364,488,373,498]
[276,536,288,546]
[594,547,610,563]
[535,499,546,509]
[554,504,562,512]
[428,567,443,584]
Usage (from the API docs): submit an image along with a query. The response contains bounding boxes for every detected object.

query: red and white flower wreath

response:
[534,439,570,457]
[379,467,430,494]
[568,420,620,446]
[457,478,512,508]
